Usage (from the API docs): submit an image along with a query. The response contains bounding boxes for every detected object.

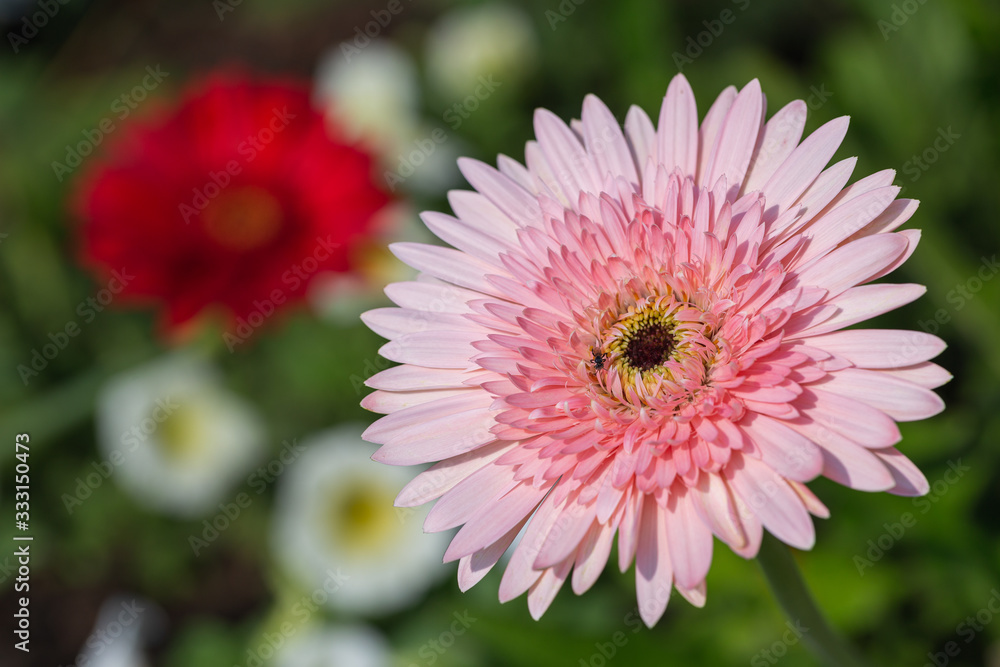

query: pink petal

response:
[675,580,707,608]
[421,211,516,262]
[377,331,479,369]
[581,94,639,184]
[845,198,919,241]
[788,481,829,518]
[497,153,541,194]
[792,233,909,298]
[690,471,747,550]
[730,496,764,559]
[527,559,573,619]
[534,108,603,201]
[703,79,763,198]
[823,169,897,210]
[816,368,945,421]
[366,365,490,392]
[447,190,522,244]
[696,85,738,184]
[499,493,564,602]
[571,522,616,594]
[726,454,815,550]
[362,307,480,340]
[740,413,824,482]
[362,387,475,414]
[370,409,498,466]
[635,498,673,627]
[383,280,478,313]
[879,362,952,389]
[618,491,642,572]
[743,100,807,194]
[364,392,494,443]
[624,105,656,172]
[666,488,713,588]
[445,482,551,562]
[395,441,515,507]
[801,329,945,369]
[390,242,507,297]
[458,519,527,591]
[873,447,930,496]
[760,117,850,221]
[868,228,921,282]
[767,157,858,242]
[788,283,926,337]
[791,185,900,268]
[524,141,571,207]
[797,387,902,448]
[423,462,517,531]
[458,157,541,228]
[534,499,598,569]
[817,433,895,492]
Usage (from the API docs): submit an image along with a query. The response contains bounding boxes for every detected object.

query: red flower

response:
[74,72,391,334]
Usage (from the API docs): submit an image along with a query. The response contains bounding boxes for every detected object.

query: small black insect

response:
[592,348,606,371]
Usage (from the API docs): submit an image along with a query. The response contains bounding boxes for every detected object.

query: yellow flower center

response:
[603,301,679,381]
[202,186,283,252]
[155,402,205,463]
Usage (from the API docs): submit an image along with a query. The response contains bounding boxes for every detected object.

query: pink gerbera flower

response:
[360,75,948,626]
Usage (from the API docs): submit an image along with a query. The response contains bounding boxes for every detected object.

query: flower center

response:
[155,402,205,463]
[202,186,283,251]
[624,320,676,371]
[324,481,399,557]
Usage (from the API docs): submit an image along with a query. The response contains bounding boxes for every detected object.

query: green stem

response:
[756,532,871,667]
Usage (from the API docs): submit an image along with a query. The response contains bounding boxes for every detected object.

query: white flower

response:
[275,624,391,667]
[314,39,461,195]
[95,353,265,517]
[315,39,420,158]
[425,3,537,97]
[271,424,448,616]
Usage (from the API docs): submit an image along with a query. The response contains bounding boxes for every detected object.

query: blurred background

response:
[0,0,998,665]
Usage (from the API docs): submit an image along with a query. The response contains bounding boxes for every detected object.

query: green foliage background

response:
[0,0,997,665]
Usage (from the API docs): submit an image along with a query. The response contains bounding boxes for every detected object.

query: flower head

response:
[361,75,948,626]
[95,353,265,517]
[425,2,538,97]
[75,72,390,332]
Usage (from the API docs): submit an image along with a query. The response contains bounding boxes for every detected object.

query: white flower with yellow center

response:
[271,425,447,615]
[425,3,538,97]
[96,354,265,517]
